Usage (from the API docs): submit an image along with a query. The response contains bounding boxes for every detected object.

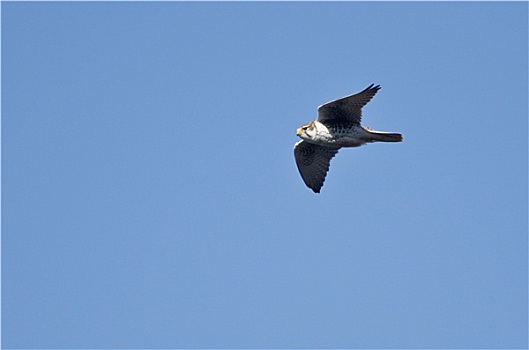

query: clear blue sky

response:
[2,2,527,348]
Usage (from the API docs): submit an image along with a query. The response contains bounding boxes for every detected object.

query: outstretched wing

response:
[294,140,339,193]
[317,84,381,126]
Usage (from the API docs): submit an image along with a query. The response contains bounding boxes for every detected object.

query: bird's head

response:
[296,121,316,140]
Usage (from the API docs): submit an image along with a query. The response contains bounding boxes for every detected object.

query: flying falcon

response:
[294,84,403,193]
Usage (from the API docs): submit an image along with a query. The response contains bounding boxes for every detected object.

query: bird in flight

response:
[294,84,403,193]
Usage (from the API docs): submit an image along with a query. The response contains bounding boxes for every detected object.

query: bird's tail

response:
[368,130,403,143]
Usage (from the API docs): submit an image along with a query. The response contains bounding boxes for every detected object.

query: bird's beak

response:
[296,127,303,136]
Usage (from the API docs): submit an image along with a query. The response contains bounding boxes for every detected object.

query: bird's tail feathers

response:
[368,130,403,143]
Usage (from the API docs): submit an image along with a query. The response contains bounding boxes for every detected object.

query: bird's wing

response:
[294,140,339,193]
[317,84,380,126]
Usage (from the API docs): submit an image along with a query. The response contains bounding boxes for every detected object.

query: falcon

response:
[294,84,403,193]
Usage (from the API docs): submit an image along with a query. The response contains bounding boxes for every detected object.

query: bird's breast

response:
[328,126,369,147]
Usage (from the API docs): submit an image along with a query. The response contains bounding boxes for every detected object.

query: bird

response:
[294,84,403,193]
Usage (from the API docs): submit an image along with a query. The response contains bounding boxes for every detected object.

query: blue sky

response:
[2,2,527,348]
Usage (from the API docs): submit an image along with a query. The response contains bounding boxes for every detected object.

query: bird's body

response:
[294,84,403,193]
[297,120,401,148]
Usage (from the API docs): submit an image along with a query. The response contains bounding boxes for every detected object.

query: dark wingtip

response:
[311,186,321,193]
[364,83,381,92]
